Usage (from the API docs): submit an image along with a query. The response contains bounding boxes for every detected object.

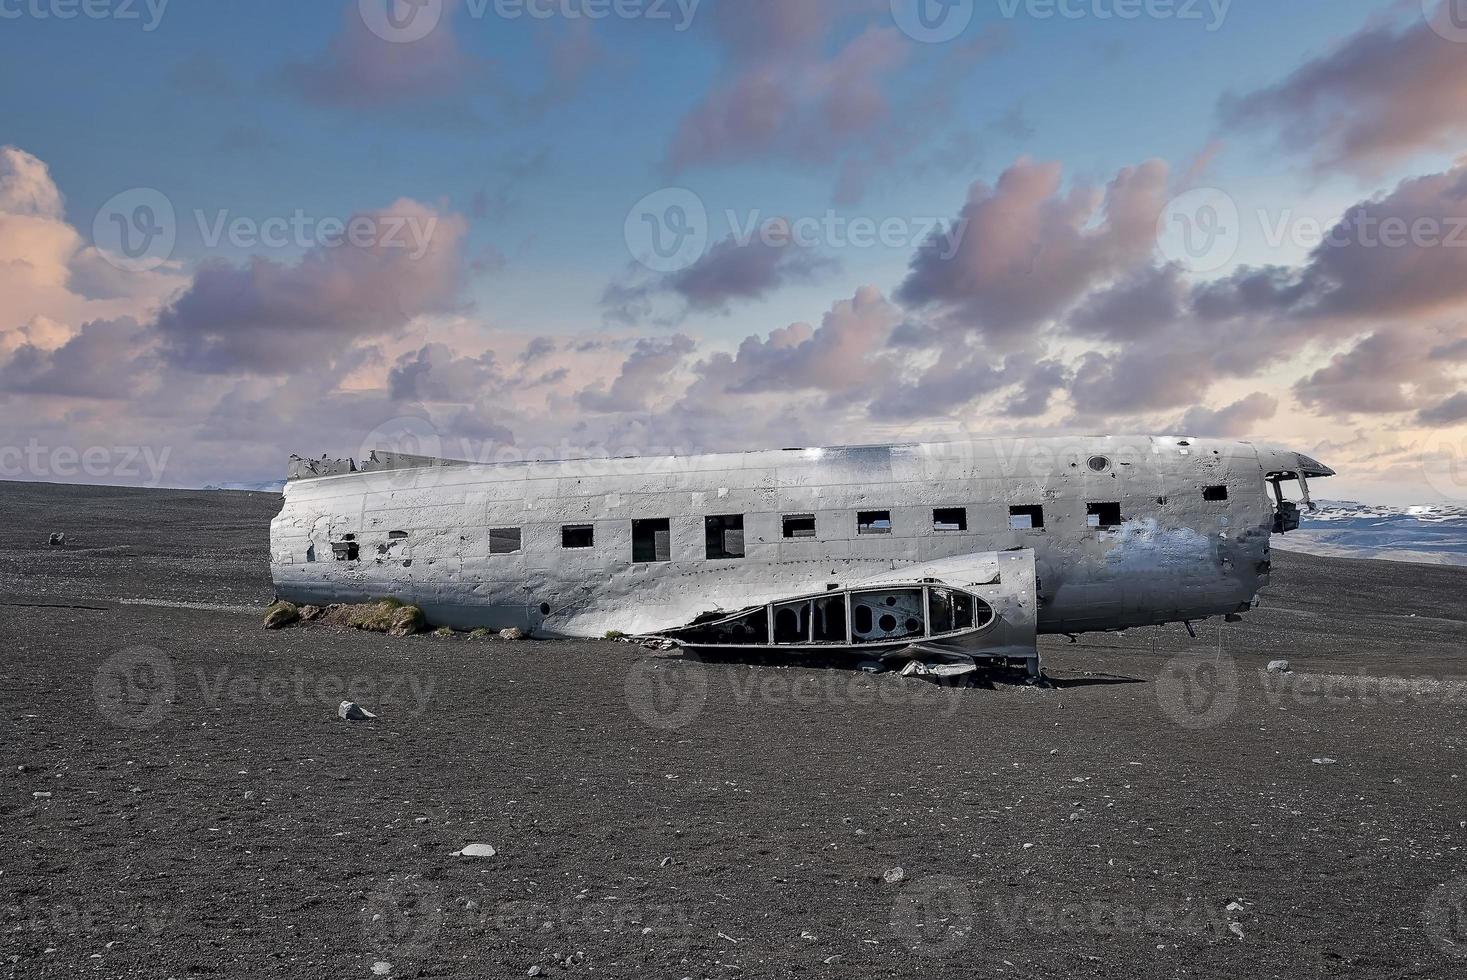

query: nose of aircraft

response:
[1293,451,1335,478]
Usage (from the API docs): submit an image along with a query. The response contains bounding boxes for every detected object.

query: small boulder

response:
[299,605,324,622]
[263,601,301,630]
[453,843,498,858]
[434,627,456,638]
[338,701,377,722]
[1266,660,1292,673]
[882,867,905,884]
[47,532,66,547]
[469,628,495,640]
[499,628,527,641]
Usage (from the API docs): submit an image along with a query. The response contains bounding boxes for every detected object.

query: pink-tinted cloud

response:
[577,335,694,412]
[691,285,900,398]
[1222,6,1467,174]
[897,158,1170,340]
[155,200,467,374]
[285,0,483,108]
[666,1,907,172]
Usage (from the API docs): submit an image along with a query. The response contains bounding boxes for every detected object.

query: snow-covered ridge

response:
[1303,500,1467,524]
[1277,500,1467,567]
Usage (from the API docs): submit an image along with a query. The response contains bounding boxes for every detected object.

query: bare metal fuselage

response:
[269,435,1332,659]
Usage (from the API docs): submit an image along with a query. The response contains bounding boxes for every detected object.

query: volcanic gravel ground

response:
[2,481,1466,979]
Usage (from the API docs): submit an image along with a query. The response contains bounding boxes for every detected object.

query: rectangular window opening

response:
[490,527,522,555]
[858,510,893,535]
[562,524,595,550]
[933,507,967,532]
[1203,485,1229,502]
[783,514,817,539]
[632,518,672,563]
[1086,502,1123,529]
[705,515,745,560]
[331,540,360,562]
[1009,505,1045,530]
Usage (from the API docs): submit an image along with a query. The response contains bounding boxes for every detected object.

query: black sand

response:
[2,481,1466,979]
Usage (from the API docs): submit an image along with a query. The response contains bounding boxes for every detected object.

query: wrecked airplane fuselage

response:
[269,436,1333,673]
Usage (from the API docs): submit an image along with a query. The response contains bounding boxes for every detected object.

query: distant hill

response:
[202,480,287,494]
[1274,500,1467,567]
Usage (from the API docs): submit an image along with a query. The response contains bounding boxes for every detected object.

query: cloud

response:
[0,146,64,218]
[284,0,483,108]
[576,335,695,412]
[1221,6,1467,174]
[153,200,467,374]
[1293,328,1464,418]
[666,0,907,171]
[0,316,154,399]
[0,146,186,343]
[690,285,900,399]
[1419,392,1467,427]
[387,342,502,402]
[1171,392,1279,437]
[604,225,837,322]
[896,158,1170,341]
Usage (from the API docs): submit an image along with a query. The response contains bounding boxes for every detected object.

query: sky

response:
[3,0,1467,505]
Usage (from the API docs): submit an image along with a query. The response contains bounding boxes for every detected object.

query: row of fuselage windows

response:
[324,486,1233,563]
[473,496,1227,561]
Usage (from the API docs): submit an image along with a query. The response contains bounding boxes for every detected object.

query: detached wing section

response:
[653,549,1039,665]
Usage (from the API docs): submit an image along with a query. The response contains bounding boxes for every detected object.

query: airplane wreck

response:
[269,436,1333,676]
